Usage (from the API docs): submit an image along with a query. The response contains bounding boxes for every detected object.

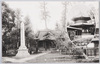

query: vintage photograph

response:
[2,1,99,63]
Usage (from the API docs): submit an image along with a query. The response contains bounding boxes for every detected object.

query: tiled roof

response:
[35,30,66,40]
[36,30,56,40]
[70,23,94,26]
[67,26,82,30]
[72,17,91,21]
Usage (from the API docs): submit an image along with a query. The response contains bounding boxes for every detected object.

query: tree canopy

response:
[2,2,20,50]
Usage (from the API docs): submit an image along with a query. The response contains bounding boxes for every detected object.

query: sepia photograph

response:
[2,0,99,63]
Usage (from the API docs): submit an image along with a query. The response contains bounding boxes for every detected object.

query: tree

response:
[2,2,15,37]
[24,16,32,36]
[88,7,98,34]
[15,9,21,28]
[24,16,33,47]
[61,1,70,32]
[2,2,15,45]
[24,16,39,53]
[60,1,71,41]
[41,1,50,29]
[13,9,22,49]
[2,2,20,55]
[55,23,60,30]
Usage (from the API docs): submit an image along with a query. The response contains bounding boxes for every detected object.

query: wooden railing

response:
[86,47,99,56]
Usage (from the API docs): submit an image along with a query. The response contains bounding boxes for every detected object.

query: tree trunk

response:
[35,41,38,53]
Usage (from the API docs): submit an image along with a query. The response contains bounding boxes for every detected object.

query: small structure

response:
[36,30,56,51]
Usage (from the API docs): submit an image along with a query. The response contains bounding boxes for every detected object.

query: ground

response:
[26,51,77,63]
[2,50,99,63]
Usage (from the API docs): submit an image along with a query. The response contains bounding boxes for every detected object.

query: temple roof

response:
[67,26,82,30]
[35,30,63,41]
[72,17,91,21]
[36,30,55,40]
[70,23,95,28]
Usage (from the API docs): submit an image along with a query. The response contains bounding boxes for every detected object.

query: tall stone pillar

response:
[19,21,26,49]
[16,21,29,57]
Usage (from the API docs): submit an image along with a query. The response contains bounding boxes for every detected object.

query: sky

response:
[5,1,99,33]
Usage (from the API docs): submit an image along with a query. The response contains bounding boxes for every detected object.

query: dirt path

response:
[2,51,50,63]
[26,52,77,63]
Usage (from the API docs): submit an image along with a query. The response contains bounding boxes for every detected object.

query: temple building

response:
[68,16,99,57]
[69,16,95,39]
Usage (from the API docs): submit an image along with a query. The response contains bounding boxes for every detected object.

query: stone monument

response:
[16,21,29,57]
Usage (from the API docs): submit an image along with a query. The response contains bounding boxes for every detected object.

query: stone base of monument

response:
[16,47,30,58]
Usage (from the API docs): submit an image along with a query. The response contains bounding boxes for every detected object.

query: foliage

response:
[2,2,20,54]
[24,16,39,53]
[61,2,70,30]
[41,1,50,29]
[2,2,15,37]
[24,16,35,48]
